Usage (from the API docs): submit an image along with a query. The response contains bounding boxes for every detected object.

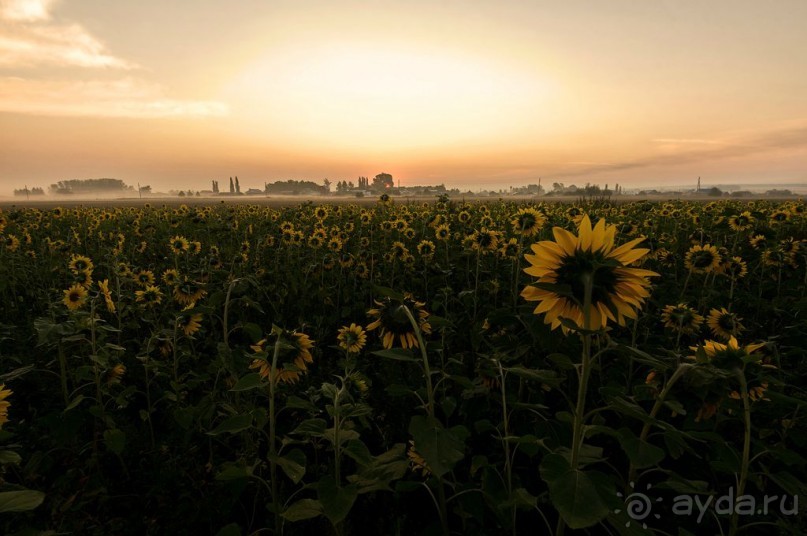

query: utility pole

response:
[697,176,701,193]
[25,185,29,200]
[138,182,142,199]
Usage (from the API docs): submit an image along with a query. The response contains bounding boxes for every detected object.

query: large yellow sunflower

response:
[684,244,722,274]
[521,215,658,333]
[510,207,546,237]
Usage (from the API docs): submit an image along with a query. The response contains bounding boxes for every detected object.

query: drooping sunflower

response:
[367,293,432,349]
[684,244,722,274]
[106,364,126,385]
[407,440,431,477]
[521,216,659,333]
[337,323,367,354]
[510,207,547,237]
[661,303,704,334]
[63,284,88,311]
[707,307,744,340]
[249,331,315,385]
[179,313,203,337]
[0,384,11,429]
[173,277,207,306]
[135,285,164,308]
[688,336,765,370]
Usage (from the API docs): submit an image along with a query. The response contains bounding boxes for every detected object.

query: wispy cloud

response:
[0,0,227,118]
[0,76,228,117]
[555,124,807,178]
[652,138,724,145]
[0,0,57,22]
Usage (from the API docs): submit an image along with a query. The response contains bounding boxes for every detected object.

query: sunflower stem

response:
[730,368,752,536]
[267,333,283,535]
[557,273,594,536]
[627,363,692,487]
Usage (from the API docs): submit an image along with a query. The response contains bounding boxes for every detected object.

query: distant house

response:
[245,189,264,195]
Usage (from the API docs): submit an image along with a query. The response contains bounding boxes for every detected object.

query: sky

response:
[1,0,807,194]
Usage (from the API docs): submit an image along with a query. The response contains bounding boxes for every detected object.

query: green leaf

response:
[269,448,306,484]
[290,418,327,437]
[617,428,664,469]
[63,395,85,412]
[318,476,358,525]
[207,413,253,436]
[343,439,373,467]
[0,450,22,465]
[0,490,45,513]
[505,366,561,385]
[215,462,254,481]
[282,498,323,522]
[103,428,126,455]
[408,416,465,478]
[214,523,242,536]
[540,453,611,529]
[229,373,265,392]
[371,348,418,362]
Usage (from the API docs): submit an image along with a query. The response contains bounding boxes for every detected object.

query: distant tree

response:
[372,173,394,191]
[139,185,152,194]
[323,178,332,193]
[178,191,186,197]
[348,181,354,189]
[49,178,131,194]
[706,187,723,197]
[229,177,234,194]
[235,176,241,194]
[212,180,219,194]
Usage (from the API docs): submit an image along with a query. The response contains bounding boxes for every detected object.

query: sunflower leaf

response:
[371,348,418,362]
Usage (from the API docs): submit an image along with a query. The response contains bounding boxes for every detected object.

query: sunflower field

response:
[0,197,805,535]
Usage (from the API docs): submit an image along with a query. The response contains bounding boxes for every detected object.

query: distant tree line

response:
[13,187,45,196]
[49,178,133,194]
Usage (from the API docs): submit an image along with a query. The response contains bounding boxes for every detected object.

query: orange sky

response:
[2,0,807,193]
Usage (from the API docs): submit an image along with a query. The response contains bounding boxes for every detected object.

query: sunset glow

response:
[1,0,806,193]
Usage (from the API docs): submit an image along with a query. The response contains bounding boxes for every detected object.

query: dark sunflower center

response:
[518,214,536,229]
[69,292,81,302]
[691,251,715,268]
[717,314,737,331]
[554,251,619,305]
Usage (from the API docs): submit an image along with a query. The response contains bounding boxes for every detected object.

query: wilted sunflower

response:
[407,440,431,477]
[661,303,704,334]
[510,207,546,237]
[98,279,116,313]
[106,364,126,385]
[337,323,367,353]
[367,293,432,349]
[135,285,163,308]
[684,244,722,274]
[521,216,658,332]
[173,277,207,306]
[707,307,744,340]
[0,384,11,429]
[63,284,88,311]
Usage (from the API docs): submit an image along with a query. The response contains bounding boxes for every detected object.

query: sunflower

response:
[728,211,754,232]
[521,216,658,333]
[179,313,203,337]
[769,210,790,224]
[407,440,431,477]
[135,285,163,308]
[749,234,768,250]
[457,210,471,223]
[434,224,451,241]
[135,269,156,287]
[367,293,432,349]
[471,228,500,253]
[63,284,88,310]
[337,323,367,353]
[729,382,770,402]
[390,241,409,261]
[162,268,180,286]
[510,207,546,237]
[417,240,436,259]
[73,270,93,289]
[707,307,744,340]
[106,364,126,385]
[354,261,370,279]
[661,303,704,334]
[98,279,116,313]
[0,384,11,429]
[314,206,329,220]
[327,237,343,252]
[684,244,722,274]
[69,254,94,273]
[173,278,207,306]
[249,331,315,385]
[498,237,520,259]
[4,235,20,252]
[688,336,765,370]
[722,256,748,279]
